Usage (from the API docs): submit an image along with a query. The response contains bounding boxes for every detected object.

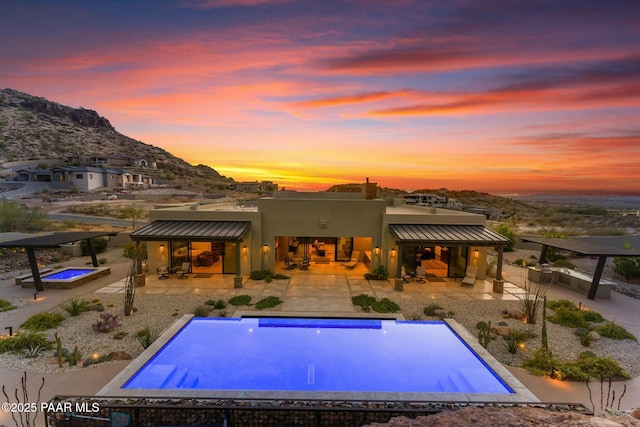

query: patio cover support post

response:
[539,245,549,265]
[234,240,242,288]
[85,238,99,267]
[588,255,607,300]
[394,243,404,291]
[134,240,142,274]
[26,247,44,292]
[496,247,504,281]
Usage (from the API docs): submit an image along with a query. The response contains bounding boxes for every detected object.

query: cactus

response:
[55,332,63,368]
[476,320,492,349]
[541,296,549,352]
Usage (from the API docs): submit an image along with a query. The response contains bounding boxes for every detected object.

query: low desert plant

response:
[371,298,400,313]
[23,344,45,358]
[503,329,527,354]
[113,331,129,340]
[0,298,16,312]
[255,296,283,310]
[92,312,121,333]
[351,294,376,309]
[593,321,636,341]
[547,307,590,329]
[62,299,89,316]
[136,327,158,349]
[193,305,212,317]
[423,302,443,316]
[518,275,548,324]
[20,312,65,331]
[228,295,252,306]
[0,331,50,353]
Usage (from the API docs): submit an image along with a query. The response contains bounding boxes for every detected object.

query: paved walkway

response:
[1,261,639,426]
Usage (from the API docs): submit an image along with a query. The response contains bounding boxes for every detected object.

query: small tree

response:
[494,223,517,252]
[116,205,147,230]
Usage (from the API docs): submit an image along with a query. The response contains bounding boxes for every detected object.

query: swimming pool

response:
[101,316,538,403]
[22,267,110,289]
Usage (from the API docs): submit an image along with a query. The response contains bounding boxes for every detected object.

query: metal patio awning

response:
[390,224,509,246]
[130,220,251,242]
[0,231,117,292]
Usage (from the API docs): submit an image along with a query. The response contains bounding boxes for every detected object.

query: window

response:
[76,174,83,179]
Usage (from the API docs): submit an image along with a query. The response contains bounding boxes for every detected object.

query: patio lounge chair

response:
[344,251,360,269]
[461,265,477,287]
[157,265,169,280]
[415,266,426,283]
[176,262,191,279]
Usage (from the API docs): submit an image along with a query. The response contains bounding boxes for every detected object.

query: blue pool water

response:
[42,268,95,280]
[123,318,513,394]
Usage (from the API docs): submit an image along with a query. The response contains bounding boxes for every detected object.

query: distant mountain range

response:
[0,88,230,189]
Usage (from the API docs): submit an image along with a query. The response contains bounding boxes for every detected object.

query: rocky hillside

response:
[0,88,230,189]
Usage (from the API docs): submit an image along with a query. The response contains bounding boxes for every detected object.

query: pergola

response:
[0,232,117,292]
[520,236,639,300]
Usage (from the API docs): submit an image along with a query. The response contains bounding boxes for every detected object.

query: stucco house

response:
[131,191,508,288]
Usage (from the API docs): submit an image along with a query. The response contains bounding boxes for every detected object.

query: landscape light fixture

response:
[33,293,38,300]
[4,326,12,336]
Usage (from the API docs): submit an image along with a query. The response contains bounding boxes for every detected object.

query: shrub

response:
[272,273,290,280]
[20,312,65,331]
[423,302,442,316]
[0,331,50,353]
[136,327,158,349]
[593,321,636,341]
[581,310,604,323]
[547,307,589,329]
[80,237,109,255]
[255,296,283,310]
[364,265,389,280]
[0,298,16,312]
[92,313,121,333]
[62,299,89,316]
[522,348,557,376]
[193,305,212,317]
[228,295,252,306]
[250,270,266,280]
[547,299,577,311]
[351,294,376,309]
[372,298,400,313]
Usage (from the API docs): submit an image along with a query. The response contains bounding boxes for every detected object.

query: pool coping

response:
[97,314,539,403]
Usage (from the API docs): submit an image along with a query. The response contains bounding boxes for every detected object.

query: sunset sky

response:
[2,0,639,194]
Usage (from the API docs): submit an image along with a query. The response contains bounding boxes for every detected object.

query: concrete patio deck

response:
[1,260,639,426]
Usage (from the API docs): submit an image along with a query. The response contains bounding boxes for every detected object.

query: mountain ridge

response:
[0,88,230,188]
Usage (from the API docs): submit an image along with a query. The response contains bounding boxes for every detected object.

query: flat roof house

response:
[131,192,508,288]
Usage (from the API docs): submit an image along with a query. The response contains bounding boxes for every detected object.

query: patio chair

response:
[401,266,412,283]
[415,266,426,283]
[300,257,311,271]
[285,252,299,269]
[461,265,478,287]
[344,251,360,269]
[157,265,169,280]
[176,262,191,279]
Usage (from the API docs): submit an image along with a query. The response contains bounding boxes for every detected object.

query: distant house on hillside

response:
[50,166,157,191]
[65,155,157,169]
[16,168,52,182]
